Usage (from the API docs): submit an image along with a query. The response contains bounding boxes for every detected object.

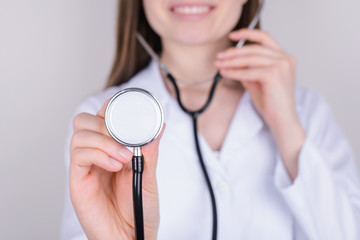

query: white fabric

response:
[61,60,360,240]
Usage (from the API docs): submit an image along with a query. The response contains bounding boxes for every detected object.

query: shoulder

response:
[74,61,160,116]
[73,87,118,116]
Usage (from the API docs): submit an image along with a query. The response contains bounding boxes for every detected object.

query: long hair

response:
[106,0,261,88]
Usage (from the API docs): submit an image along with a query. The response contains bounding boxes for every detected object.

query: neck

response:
[160,38,231,88]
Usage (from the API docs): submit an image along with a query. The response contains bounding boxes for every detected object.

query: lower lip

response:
[170,6,215,21]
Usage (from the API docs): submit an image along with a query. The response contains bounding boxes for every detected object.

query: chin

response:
[175,36,212,46]
[167,28,228,46]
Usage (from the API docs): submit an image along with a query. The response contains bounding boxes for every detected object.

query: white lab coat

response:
[61,60,360,240]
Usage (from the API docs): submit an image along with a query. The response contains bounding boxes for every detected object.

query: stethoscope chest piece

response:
[105,88,163,240]
[105,88,164,148]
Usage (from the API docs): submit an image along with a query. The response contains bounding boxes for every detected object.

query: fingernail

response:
[119,147,133,159]
[110,157,123,167]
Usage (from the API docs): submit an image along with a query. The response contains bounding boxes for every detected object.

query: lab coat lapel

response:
[220,90,265,161]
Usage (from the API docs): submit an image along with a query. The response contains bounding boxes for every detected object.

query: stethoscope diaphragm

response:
[105,88,164,148]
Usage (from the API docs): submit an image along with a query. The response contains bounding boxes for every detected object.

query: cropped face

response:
[143,0,247,46]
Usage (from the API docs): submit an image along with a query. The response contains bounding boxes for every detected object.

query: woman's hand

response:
[69,99,164,240]
[215,29,305,181]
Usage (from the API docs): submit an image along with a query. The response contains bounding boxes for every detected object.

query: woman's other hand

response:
[69,99,164,240]
[215,29,305,181]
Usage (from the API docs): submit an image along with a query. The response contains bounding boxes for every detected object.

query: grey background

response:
[0,0,359,239]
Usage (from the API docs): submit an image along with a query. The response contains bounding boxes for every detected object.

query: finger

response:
[73,112,109,136]
[97,98,111,118]
[71,130,133,164]
[229,29,282,51]
[220,67,270,83]
[215,55,275,69]
[70,148,124,179]
[217,45,282,60]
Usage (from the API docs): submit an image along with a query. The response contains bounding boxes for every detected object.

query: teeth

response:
[174,6,210,14]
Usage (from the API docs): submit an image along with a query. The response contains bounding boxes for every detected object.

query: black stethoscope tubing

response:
[166,71,222,240]
[133,154,145,240]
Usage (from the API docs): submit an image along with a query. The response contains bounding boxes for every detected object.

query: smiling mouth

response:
[172,5,212,14]
[170,4,215,19]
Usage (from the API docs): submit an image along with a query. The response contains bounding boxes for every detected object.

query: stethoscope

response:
[105,88,164,240]
[105,1,264,240]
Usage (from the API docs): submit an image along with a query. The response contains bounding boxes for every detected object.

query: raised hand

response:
[215,29,305,181]
[69,99,164,240]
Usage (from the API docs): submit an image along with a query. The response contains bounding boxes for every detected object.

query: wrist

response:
[271,119,306,181]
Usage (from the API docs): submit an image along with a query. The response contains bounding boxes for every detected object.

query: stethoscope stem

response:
[133,147,145,240]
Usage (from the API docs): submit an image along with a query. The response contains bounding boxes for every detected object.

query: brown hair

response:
[106,0,261,88]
